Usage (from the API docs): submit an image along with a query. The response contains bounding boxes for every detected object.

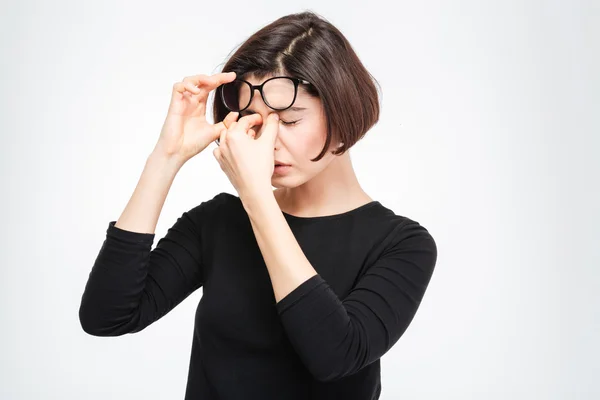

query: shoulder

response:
[368,203,438,265]
[183,191,245,226]
[187,191,236,213]
[392,216,436,250]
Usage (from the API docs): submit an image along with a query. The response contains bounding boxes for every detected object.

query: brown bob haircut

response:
[211,10,381,162]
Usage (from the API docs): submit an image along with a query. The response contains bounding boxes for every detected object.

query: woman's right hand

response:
[153,72,240,164]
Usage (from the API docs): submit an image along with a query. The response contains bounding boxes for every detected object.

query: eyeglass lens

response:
[221,78,296,112]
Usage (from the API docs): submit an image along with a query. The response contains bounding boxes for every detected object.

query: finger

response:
[210,71,237,86]
[219,127,227,146]
[184,81,201,94]
[259,113,280,142]
[183,72,236,94]
[212,111,239,135]
[173,79,204,95]
[232,113,263,133]
[222,111,239,129]
[172,81,201,97]
[172,81,190,94]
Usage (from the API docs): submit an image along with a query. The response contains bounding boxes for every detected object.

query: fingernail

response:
[273,114,279,121]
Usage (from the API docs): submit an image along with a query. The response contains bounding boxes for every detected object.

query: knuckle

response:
[183,74,206,83]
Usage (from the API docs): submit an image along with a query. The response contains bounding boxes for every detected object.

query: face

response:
[237,73,340,188]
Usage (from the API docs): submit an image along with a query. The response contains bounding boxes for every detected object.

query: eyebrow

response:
[241,106,307,114]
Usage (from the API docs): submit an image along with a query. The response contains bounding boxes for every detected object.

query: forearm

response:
[115,151,185,234]
[243,192,317,303]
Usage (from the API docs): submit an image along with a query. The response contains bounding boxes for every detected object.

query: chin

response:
[271,181,289,189]
[271,177,309,190]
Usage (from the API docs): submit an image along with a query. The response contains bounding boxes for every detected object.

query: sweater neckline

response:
[281,200,381,221]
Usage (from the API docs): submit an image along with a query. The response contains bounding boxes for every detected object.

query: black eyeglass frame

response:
[218,76,311,113]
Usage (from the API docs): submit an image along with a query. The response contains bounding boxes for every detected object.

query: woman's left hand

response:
[213,112,280,200]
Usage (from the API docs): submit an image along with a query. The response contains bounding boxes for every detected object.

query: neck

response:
[274,151,372,217]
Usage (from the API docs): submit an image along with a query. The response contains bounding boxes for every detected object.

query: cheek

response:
[296,119,328,150]
[289,129,324,161]
[279,117,328,165]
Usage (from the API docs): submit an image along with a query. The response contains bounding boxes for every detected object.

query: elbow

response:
[310,362,374,383]
[78,303,110,336]
[306,360,349,383]
[78,302,139,337]
[313,371,339,383]
[306,345,370,382]
[79,306,102,336]
[311,366,346,383]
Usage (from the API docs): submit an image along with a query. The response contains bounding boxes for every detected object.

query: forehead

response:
[243,72,277,84]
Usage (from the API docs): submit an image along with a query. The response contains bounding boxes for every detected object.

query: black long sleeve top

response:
[79,192,438,399]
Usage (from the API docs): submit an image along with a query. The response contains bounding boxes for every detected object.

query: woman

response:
[79,10,438,400]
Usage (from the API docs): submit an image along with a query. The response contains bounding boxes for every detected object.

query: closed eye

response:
[239,111,300,126]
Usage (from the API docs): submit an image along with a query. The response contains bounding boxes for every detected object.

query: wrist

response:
[241,188,276,217]
[147,150,185,174]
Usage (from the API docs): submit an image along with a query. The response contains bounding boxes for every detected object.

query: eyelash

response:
[240,113,300,126]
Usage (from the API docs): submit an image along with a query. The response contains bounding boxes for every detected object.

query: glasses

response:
[218,76,311,113]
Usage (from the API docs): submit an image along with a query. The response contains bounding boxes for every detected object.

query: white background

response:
[1,0,598,399]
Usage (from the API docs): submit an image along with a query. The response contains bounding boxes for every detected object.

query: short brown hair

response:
[212,10,381,162]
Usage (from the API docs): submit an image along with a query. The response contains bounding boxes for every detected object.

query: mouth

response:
[273,164,292,174]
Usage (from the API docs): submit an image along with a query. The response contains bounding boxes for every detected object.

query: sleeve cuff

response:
[276,274,325,314]
[106,220,155,244]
